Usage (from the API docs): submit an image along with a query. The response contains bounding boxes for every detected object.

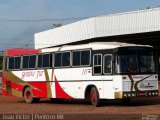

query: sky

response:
[0,0,160,50]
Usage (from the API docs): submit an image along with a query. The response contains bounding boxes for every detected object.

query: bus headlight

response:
[123,93,127,97]
[131,93,135,97]
[128,93,131,97]
[123,92,136,97]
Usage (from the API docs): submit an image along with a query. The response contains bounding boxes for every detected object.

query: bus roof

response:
[41,42,152,53]
[4,42,152,56]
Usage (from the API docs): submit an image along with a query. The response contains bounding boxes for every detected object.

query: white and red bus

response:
[2,42,158,106]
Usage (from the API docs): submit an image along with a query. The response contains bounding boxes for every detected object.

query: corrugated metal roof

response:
[34,7,160,49]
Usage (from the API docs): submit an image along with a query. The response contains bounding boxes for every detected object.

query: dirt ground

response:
[0,95,160,120]
[1,87,160,120]
[0,95,160,114]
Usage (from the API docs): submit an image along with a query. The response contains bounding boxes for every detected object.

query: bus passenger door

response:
[103,54,114,99]
[92,54,114,99]
[93,54,102,75]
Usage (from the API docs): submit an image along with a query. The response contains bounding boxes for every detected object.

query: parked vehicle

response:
[2,42,158,106]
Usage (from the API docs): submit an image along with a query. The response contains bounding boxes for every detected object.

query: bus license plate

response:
[138,92,147,96]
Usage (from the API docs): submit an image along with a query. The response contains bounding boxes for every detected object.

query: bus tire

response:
[90,87,100,107]
[23,87,36,103]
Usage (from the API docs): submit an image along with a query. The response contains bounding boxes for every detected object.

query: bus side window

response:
[55,52,70,68]
[72,50,90,67]
[81,50,90,66]
[54,53,62,67]
[62,52,70,67]
[7,56,21,70]
[22,56,29,69]
[93,54,102,74]
[15,57,21,69]
[103,55,112,74]
[29,55,36,68]
[38,54,43,68]
[72,51,80,66]
[38,53,52,68]
[42,54,50,68]
[8,57,15,70]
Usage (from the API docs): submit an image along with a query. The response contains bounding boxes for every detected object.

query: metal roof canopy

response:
[34,7,160,49]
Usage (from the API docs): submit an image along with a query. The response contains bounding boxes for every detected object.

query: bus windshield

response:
[116,47,155,74]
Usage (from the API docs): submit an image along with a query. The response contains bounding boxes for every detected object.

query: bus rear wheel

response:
[24,87,39,103]
[90,87,100,107]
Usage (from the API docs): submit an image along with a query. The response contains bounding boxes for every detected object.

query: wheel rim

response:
[91,91,96,104]
[26,90,31,100]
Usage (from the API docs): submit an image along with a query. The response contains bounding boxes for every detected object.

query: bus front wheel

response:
[90,87,100,107]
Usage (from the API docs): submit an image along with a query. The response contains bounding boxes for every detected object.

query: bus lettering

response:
[36,71,44,78]
[21,71,35,79]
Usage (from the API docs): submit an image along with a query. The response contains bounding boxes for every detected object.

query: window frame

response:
[8,57,15,70]
[54,51,71,68]
[37,53,52,69]
[103,54,112,75]
[28,55,37,69]
[93,54,102,75]
[62,52,71,67]
[42,53,52,68]
[54,52,62,68]
[14,56,22,70]
[22,55,29,69]
[72,49,91,67]
[7,56,22,70]
[22,54,37,69]
[72,50,80,67]
[5,57,8,70]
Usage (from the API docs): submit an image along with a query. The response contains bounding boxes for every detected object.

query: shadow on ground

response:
[16,96,160,107]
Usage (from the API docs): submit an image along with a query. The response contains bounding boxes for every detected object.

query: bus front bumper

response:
[115,90,159,99]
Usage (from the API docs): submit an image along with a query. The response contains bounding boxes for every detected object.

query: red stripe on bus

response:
[6,48,40,56]
[28,82,48,98]
[55,76,72,99]
[2,75,7,83]
[2,89,13,96]
[11,82,23,92]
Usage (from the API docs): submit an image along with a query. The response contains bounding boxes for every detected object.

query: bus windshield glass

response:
[116,47,155,74]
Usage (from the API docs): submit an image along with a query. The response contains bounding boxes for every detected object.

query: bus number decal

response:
[82,69,91,75]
